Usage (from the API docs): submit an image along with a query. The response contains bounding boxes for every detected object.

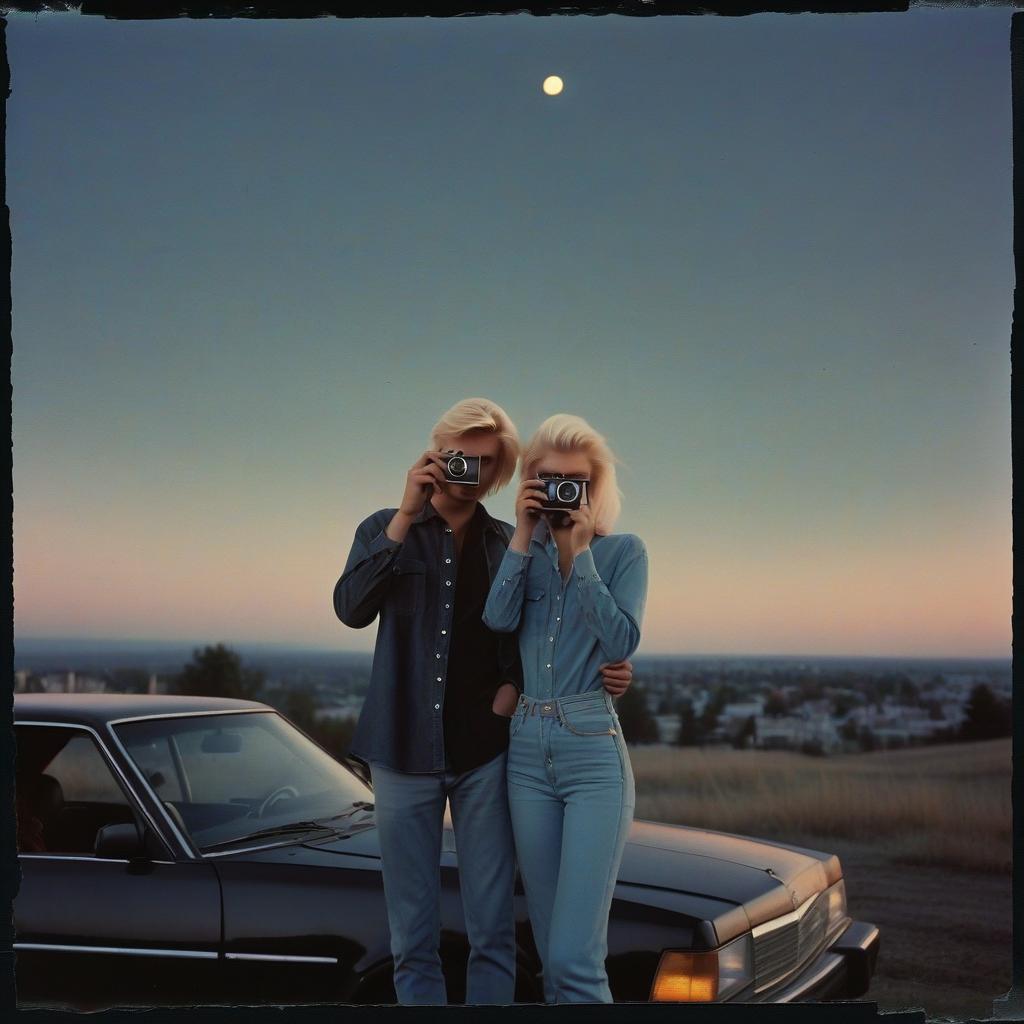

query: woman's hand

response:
[491,681,519,717]
[567,503,597,558]
[510,477,547,550]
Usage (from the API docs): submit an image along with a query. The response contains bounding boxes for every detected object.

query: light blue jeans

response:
[506,688,635,1004]
[369,749,517,1005]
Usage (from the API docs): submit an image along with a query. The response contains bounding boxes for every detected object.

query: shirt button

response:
[556,596,560,601]
[434,703,440,710]
[546,663,551,669]
[436,653,441,659]
[548,636,554,641]
[436,676,442,682]
[441,629,447,635]
[445,580,452,586]
[445,603,450,609]
[556,617,560,621]
[445,528,452,533]
[445,558,451,564]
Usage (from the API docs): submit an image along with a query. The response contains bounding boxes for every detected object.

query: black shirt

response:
[442,506,514,773]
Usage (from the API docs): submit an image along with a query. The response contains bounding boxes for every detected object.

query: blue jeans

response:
[369,749,517,1005]
[506,689,635,1004]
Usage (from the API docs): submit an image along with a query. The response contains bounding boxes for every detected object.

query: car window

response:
[172,720,307,804]
[122,732,185,802]
[114,711,373,852]
[15,726,136,857]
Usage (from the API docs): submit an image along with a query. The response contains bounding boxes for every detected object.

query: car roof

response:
[14,693,271,727]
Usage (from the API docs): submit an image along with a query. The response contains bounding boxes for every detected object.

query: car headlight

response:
[825,878,847,933]
[650,933,754,1002]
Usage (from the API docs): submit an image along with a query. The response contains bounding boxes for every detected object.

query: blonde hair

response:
[520,414,623,534]
[430,397,521,499]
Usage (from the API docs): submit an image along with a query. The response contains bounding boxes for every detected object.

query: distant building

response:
[315,697,365,722]
[755,714,841,753]
[38,671,107,694]
[653,714,680,744]
[147,674,173,695]
[720,700,765,723]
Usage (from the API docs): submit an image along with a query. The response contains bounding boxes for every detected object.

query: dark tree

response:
[307,717,358,761]
[109,667,150,693]
[897,678,920,707]
[283,686,319,733]
[616,684,660,744]
[763,690,788,717]
[732,714,756,750]
[174,643,264,701]
[959,683,1012,741]
[676,703,701,747]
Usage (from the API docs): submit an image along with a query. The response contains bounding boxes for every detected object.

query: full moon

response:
[542,75,564,96]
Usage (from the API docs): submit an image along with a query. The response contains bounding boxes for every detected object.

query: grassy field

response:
[628,737,1012,1019]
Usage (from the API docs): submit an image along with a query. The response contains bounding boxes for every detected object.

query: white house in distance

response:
[755,713,842,752]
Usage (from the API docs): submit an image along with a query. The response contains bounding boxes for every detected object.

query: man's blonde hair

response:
[520,413,623,535]
[430,397,521,499]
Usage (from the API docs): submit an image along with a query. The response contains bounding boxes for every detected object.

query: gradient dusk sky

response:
[9,9,1012,658]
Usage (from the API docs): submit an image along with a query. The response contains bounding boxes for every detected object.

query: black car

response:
[12,694,879,1009]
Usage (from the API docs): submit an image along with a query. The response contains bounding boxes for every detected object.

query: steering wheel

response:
[255,784,300,819]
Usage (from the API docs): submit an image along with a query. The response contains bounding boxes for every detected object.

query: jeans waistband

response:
[517,690,612,717]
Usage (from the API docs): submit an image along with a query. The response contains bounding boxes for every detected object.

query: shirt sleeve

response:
[332,512,404,628]
[482,547,532,633]
[572,535,648,662]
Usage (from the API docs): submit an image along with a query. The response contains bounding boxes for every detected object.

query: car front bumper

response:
[756,920,880,1002]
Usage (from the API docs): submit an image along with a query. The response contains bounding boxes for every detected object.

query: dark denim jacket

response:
[333,500,524,773]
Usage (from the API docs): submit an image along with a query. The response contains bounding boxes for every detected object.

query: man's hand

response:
[600,659,633,698]
[386,451,448,543]
[400,450,448,514]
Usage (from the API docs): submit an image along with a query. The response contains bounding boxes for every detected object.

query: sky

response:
[8,9,1013,658]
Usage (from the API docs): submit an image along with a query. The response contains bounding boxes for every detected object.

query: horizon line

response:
[13,634,1012,663]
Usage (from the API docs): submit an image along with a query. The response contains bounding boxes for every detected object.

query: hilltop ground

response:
[628,737,1012,1019]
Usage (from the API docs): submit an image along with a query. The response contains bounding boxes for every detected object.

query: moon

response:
[542,75,564,97]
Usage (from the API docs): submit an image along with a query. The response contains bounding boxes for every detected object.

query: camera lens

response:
[556,480,580,504]
[448,456,467,478]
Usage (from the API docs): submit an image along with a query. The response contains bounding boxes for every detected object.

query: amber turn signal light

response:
[650,950,720,1002]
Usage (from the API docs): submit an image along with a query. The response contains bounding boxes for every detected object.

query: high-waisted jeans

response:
[506,688,635,1004]
[369,749,517,1005]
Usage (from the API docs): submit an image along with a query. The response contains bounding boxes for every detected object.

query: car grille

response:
[752,893,828,991]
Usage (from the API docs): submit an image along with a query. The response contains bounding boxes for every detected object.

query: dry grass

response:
[628,737,1012,874]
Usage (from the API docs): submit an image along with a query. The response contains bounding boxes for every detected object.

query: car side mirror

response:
[94,822,145,860]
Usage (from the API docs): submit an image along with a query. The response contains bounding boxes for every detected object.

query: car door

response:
[13,722,223,1010]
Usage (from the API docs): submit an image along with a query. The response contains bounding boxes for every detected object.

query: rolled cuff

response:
[572,546,601,582]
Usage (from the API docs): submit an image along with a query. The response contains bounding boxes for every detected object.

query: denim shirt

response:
[482,517,648,699]
[333,500,524,773]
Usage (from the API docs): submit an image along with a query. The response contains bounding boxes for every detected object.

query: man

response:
[333,397,633,1006]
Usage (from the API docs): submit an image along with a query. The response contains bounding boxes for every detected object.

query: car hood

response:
[615,818,841,929]
[287,813,839,933]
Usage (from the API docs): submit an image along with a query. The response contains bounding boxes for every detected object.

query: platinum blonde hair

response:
[430,397,521,499]
[520,413,623,534]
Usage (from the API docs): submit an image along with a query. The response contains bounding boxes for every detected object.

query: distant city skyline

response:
[10,9,1013,658]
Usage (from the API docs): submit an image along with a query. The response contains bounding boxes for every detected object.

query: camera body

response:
[537,472,589,510]
[441,450,481,486]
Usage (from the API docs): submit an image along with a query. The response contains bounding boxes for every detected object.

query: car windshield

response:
[112,711,373,852]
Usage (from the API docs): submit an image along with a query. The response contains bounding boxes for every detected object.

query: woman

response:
[482,413,648,1004]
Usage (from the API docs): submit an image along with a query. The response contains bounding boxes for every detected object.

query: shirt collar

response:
[414,498,504,537]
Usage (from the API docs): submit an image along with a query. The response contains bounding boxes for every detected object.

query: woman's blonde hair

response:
[520,414,623,534]
[429,397,521,499]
